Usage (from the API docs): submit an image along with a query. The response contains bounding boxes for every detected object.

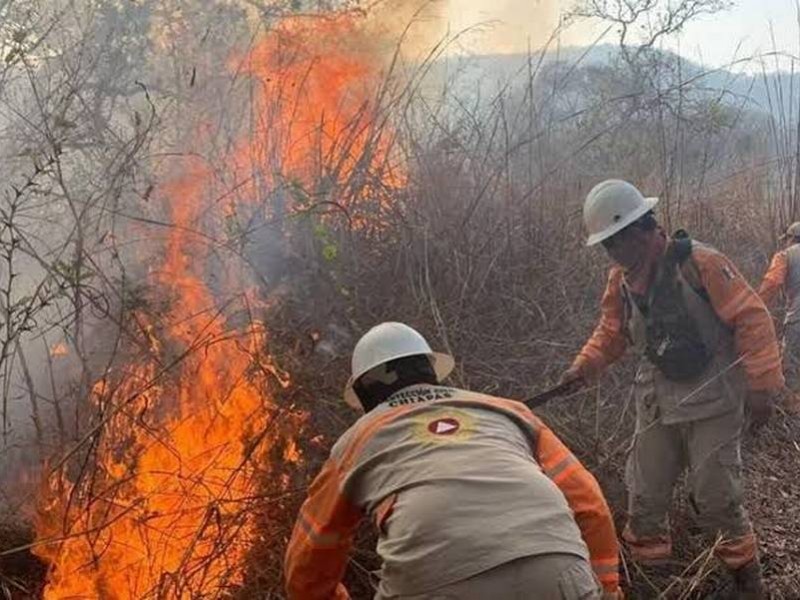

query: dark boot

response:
[732,560,767,600]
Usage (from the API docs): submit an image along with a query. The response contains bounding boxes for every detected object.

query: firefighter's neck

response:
[619,228,667,294]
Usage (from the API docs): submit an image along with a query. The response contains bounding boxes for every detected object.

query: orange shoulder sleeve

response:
[693,247,784,391]
[573,267,628,378]
[534,415,620,592]
[284,456,362,600]
[758,250,787,306]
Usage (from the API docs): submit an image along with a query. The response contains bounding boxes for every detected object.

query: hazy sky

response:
[445,0,800,70]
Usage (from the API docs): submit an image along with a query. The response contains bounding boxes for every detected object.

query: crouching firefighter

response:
[559,179,784,598]
[285,322,623,599]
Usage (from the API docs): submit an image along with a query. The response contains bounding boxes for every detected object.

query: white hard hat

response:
[781,222,800,240]
[343,322,454,409]
[583,179,659,246]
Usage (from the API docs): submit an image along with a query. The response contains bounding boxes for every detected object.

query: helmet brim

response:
[586,196,659,247]
[343,351,455,410]
[781,224,800,240]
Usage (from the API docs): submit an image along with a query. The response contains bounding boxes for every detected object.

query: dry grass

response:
[241,74,800,594]
[3,4,800,598]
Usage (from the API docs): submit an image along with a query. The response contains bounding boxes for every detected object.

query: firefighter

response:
[285,322,623,599]
[758,221,800,413]
[559,179,784,598]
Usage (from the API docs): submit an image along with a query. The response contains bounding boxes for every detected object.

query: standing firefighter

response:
[758,222,800,412]
[285,322,623,599]
[559,180,784,598]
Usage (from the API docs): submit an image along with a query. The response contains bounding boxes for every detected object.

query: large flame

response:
[32,162,292,599]
[33,10,403,598]
[230,15,405,229]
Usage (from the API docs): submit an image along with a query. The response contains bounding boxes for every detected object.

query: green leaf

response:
[313,222,329,241]
[322,243,338,262]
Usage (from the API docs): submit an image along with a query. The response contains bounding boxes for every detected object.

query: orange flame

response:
[31,10,404,597]
[32,158,294,597]
[229,15,406,227]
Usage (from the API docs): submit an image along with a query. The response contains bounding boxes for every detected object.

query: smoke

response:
[359,0,450,64]
[361,0,587,61]
[445,0,596,54]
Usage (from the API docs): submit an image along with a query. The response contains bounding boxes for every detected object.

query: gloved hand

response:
[601,587,624,600]
[781,388,800,415]
[746,389,777,431]
[558,364,588,388]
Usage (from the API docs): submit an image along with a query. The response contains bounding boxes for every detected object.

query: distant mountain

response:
[425,44,800,120]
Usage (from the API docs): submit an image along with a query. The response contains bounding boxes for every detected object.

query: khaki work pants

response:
[625,406,753,564]
[783,320,800,391]
[374,553,601,600]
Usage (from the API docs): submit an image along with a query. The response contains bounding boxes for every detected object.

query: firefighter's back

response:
[334,384,590,597]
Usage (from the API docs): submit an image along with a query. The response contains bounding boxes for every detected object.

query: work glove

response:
[601,588,624,600]
[782,388,800,415]
[557,364,588,388]
[746,389,777,431]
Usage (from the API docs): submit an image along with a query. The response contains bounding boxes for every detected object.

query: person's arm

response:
[757,250,787,307]
[693,248,784,392]
[285,457,362,600]
[534,416,621,594]
[569,268,628,380]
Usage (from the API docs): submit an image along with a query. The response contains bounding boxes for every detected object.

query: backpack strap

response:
[669,230,711,303]
[669,229,693,265]
[619,279,635,344]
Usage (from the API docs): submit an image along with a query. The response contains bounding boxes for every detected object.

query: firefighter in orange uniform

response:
[285,322,623,599]
[758,221,800,413]
[560,179,783,598]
